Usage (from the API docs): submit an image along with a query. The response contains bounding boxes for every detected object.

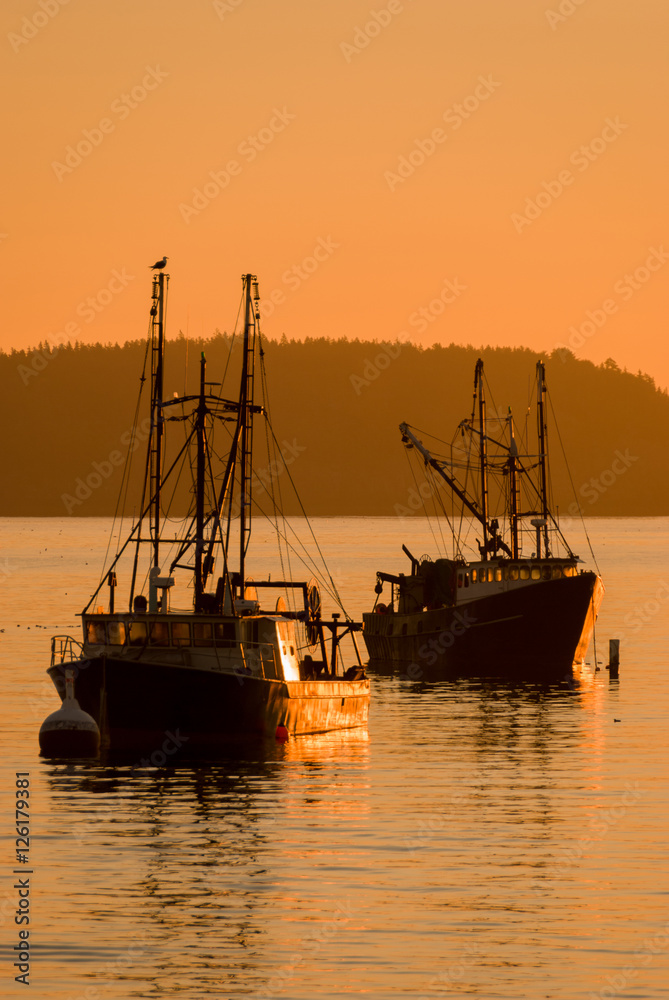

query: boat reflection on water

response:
[38,664,620,999]
[365,654,603,688]
[43,725,372,806]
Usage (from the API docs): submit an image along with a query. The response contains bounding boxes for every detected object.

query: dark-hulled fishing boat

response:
[46,270,369,750]
[362,359,604,675]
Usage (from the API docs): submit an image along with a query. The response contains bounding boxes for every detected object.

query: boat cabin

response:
[376,556,580,615]
[459,558,578,592]
[81,612,303,682]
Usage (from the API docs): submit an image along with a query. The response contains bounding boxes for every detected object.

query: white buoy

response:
[39,670,100,757]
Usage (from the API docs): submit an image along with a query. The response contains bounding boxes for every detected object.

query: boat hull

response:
[362,572,604,676]
[46,657,370,751]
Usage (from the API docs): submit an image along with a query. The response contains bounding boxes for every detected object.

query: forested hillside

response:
[1,335,667,517]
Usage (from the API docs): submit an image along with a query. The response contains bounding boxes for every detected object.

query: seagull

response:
[149,256,168,270]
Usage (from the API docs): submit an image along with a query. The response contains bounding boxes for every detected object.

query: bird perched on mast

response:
[149,256,168,270]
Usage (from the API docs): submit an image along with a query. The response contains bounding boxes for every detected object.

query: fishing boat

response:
[362,359,604,675]
[46,270,369,751]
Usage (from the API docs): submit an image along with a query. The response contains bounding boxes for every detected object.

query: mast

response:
[536,361,550,557]
[194,352,207,611]
[149,271,167,569]
[507,410,520,559]
[238,274,259,596]
[475,359,489,560]
[130,271,167,608]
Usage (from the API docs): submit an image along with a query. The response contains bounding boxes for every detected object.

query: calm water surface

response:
[1,517,668,999]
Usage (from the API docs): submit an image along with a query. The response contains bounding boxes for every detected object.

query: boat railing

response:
[235,641,279,681]
[50,635,84,668]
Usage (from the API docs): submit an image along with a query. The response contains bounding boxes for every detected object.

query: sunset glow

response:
[3,0,668,386]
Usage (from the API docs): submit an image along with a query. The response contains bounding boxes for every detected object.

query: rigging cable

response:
[257,332,295,611]
[244,493,346,611]
[102,322,153,582]
[263,421,348,616]
[546,391,601,576]
[427,462,457,558]
[451,424,476,559]
[402,447,445,559]
[216,287,245,400]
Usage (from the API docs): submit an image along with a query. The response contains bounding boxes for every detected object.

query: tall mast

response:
[238,274,259,595]
[475,359,489,560]
[536,361,550,557]
[149,271,167,569]
[507,410,520,559]
[194,352,207,611]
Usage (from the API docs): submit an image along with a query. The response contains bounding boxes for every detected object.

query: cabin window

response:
[552,566,563,580]
[486,568,493,583]
[86,621,106,645]
[129,622,147,646]
[290,645,295,655]
[245,621,259,644]
[401,624,408,636]
[464,573,469,588]
[194,623,214,647]
[417,622,423,633]
[107,621,126,646]
[495,568,502,582]
[563,565,576,577]
[531,567,541,580]
[149,621,169,646]
[542,565,552,581]
[457,574,463,588]
[215,622,236,644]
[471,569,478,583]
[172,622,191,647]
[509,566,519,581]
[519,566,530,580]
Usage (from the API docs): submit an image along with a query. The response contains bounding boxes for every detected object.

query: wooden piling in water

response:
[608,638,620,678]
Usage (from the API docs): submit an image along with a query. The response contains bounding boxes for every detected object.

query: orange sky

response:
[3,0,668,387]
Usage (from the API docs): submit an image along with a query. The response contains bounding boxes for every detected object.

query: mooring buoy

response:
[39,670,100,757]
